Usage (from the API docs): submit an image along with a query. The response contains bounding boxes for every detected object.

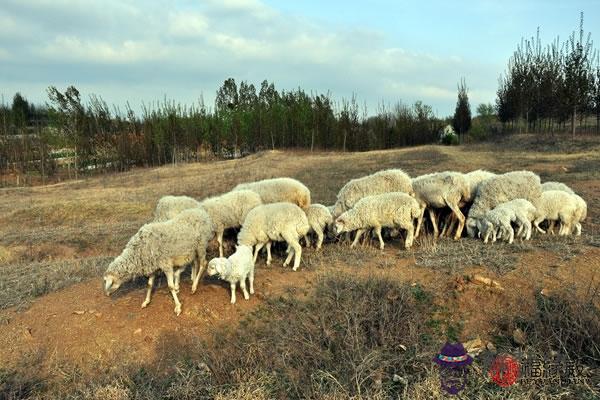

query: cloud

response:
[0,0,500,115]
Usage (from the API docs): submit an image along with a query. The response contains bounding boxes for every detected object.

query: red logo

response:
[488,355,520,387]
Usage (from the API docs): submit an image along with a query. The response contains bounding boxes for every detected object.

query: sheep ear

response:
[337,218,345,225]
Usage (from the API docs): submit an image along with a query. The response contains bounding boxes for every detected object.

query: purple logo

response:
[433,342,473,395]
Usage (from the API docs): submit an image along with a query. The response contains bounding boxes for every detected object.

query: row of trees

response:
[0,80,444,184]
[497,13,600,136]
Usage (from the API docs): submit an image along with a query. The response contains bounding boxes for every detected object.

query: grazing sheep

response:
[477,199,536,243]
[103,208,215,315]
[153,195,201,222]
[541,181,575,194]
[206,245,255,304]
[199,190,262,257]
[238,202,310,271]
[412,171,470,240]
[334,192,421,249]
[332,169,413,218]
[466,170,542,238]
[464,170,497,202]
[477,207,516,244]
[233,177,311,209]
[566,194,587,235]
[533,190,581,236]
[304,203,334,250]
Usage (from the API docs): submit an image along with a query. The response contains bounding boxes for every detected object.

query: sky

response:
[1,0,598,117]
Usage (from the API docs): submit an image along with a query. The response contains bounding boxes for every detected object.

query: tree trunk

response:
[571,107,576,139]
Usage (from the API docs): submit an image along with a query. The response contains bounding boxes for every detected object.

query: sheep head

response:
[103,256,126,296]
[207,257,231,277]
[334,217,349,234]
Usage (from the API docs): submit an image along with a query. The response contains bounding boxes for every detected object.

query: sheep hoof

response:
[244,294,250,300]
[141,301,149,309]
[292,266,298,271]
[174,305,182,316]
[250,288,255,294]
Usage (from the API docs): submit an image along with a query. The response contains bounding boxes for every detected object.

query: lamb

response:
[477,199,536,243]
[233,177,311,209]
[199,190,262,257]
[466,170,542,238]
[533,190,580,236]
[334,192,421,250]
[304,203,333,250]
[412,171,470,240]
[153,195,201,222]
[238,202,310,271]
[206,244,255,304]
[103,208,215,315]
[332,169,413,218]
[541,181,575,194]
[567,194,587,235]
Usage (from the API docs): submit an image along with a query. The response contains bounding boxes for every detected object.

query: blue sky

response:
[1,0,598,116]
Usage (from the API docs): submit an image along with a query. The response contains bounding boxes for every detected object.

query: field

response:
[1,134,599,399]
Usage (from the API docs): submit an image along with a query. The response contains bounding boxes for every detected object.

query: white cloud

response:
[39,36,167,64]
[0,0,500,115]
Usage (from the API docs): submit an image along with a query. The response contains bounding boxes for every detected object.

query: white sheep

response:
[541,181,575,194]
[464,170,497,202]
[206,245,255,304]
[466,170,542,238]
[304,203,333,250]
[334,192,421,250]
[477,199,536,243]
[199,190,262,257]
[439,170,497,237]
[238,202,310,271]
[566,194,587,236]
[332,169,413,218]
[540,182,576,233]
[153,195,201,222]
[233,177,311,209]
[412,171,470,240]
[103,208,215,315]
[533,190,579,235]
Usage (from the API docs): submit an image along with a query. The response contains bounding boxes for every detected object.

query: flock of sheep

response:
[102,169,587,315]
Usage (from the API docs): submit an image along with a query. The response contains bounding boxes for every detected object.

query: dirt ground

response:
[1,134,599,381]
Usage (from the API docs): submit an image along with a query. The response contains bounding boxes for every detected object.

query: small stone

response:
[398,344,407,351]
[540,288,551,297]
[134,328,142,335]
[393,374,408,385]
[464,337,485,356]
[73,310,85,315]
[513,328,526,345]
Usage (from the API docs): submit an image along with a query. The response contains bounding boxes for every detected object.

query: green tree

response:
[452,79,471,138]
[11,92,30,129]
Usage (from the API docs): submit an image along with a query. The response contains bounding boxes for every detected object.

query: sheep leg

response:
[575,222,582,236]
[414,206,426,239]
[253,243,264,264]
[217,230,224,258]
[266,241,272,265]
[291,240,303,271]
[240,278,250,300]
[229,282,237,304]
[304,235,311,248]
[427,208,439,238]
[165,267,182,316]
[284,246,295,266]
[548,220,556,235]
[402,223,415,249]
[445,200,465,240]
[174,267,183,292]
[351,229,365,248]
[533,217,546,234]
[507,225,514,244]
[375,226,385,250]
[316,229,324,250]
[447,215,459,238]
[249,265,255,294]
[141,274,155,308]
[191,258,207,294]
